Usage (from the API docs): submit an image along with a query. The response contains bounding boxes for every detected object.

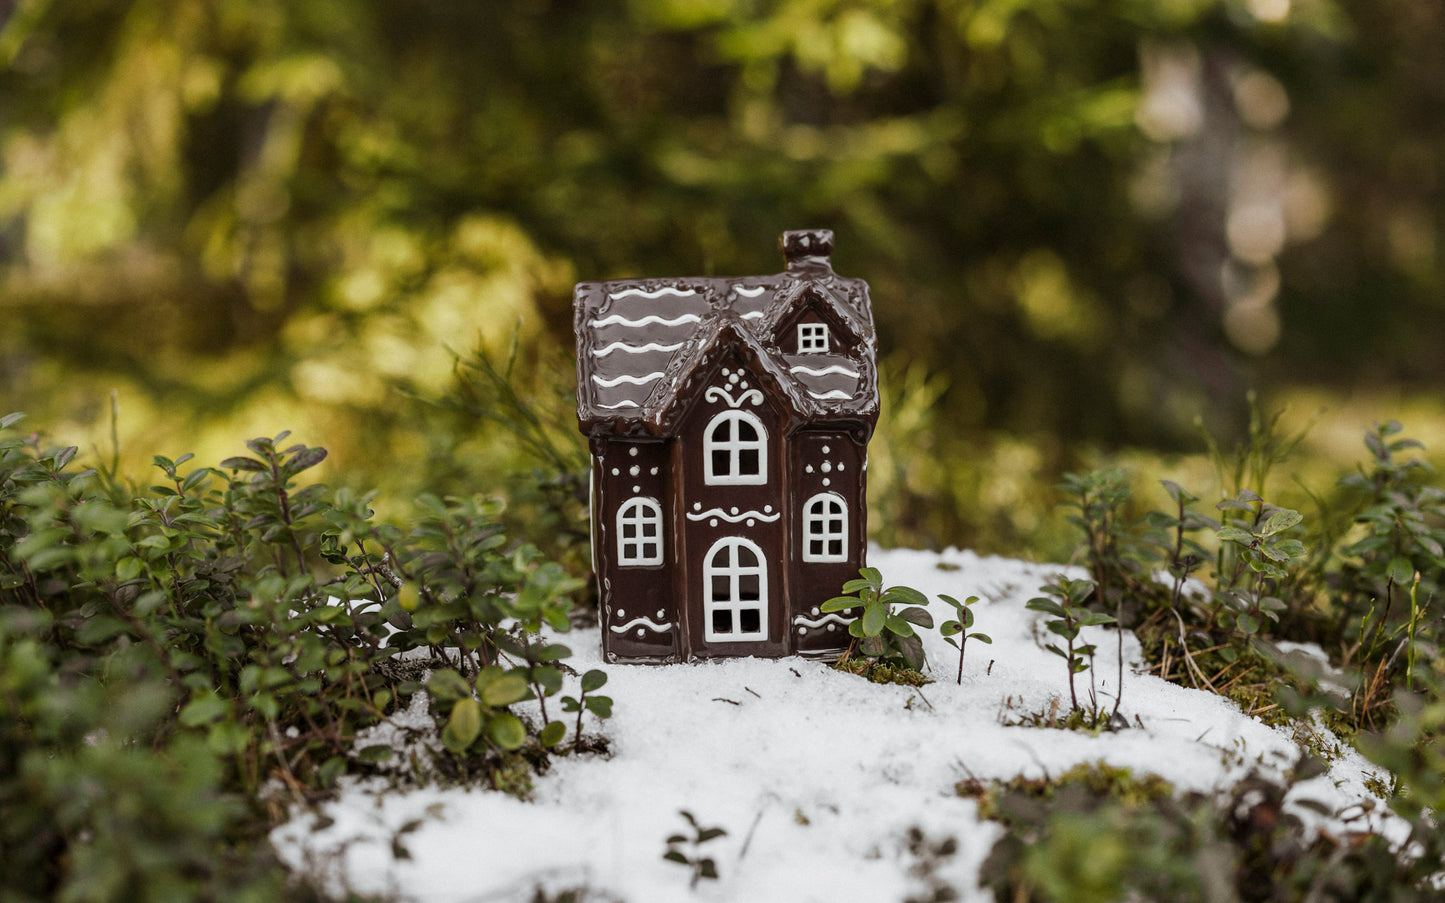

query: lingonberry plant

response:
[939,594,992,685]
[822,567,935,672]
[1026,577,1117,716]
[0,413,601,899]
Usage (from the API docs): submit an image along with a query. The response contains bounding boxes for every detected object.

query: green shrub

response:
[0,414,597,898]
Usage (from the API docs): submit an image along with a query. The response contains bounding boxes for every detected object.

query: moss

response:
[957,761,1177,823]
[831,658,931,687]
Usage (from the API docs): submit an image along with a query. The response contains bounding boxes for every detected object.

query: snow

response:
[272,547,1403,901]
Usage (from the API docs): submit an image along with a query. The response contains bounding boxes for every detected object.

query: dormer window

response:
[798,323,829,354]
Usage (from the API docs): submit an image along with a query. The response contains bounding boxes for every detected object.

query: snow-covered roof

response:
[574,231,880,440]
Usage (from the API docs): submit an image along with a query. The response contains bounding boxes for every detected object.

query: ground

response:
[271,547,1401,902]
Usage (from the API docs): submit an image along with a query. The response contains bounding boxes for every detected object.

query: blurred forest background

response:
[2,0,1443,558]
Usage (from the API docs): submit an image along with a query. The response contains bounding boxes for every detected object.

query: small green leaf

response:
[1387,556,1415,585]
[1025,598,1066,618]
[898,606,933,628]
[443,699,483,752]
[533,665,564,696]
[220,456,267,473]
[539,720,567,748]
[884,613,914,637]
[861,602,886,637]
[485,712,527,750]
[1236,613,1260,635]
[585,696,613,718]
[972,633,993,644]
[427,669,471,703]
[179,693,230,727]
[1260,508,1303,536]
[884,585,928,607]
[820,595,862,613]
[481,673,530,707]
[115,556,144,582]
[581,669,608,693]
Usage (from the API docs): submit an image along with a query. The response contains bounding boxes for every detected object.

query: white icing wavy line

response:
[591,313,702,328]
[808,389,853,400]
[793,612,855,629]
[608,287,697,301]
[686,507,780,523]
[733,285,767,297]
[596,400,640,409]
[790,364,859,378]
[593,372,665,387]
[595,341,685,357]
[609,616,673,634]
[740,310,765,320]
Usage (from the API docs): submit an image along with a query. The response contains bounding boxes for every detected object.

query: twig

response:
[1170,608,1218,692]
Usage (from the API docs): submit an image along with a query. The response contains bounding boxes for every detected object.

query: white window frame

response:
[703,537,768,642]
[616,497,663,566]
[803,492,849,562]
[704,410,767,485]
[798,323,829,354]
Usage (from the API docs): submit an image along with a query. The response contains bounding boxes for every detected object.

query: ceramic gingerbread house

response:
[574,230,880,663]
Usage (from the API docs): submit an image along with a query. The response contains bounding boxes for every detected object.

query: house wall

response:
[592,438,679,663]
[676,354,791,659]
[789,431,867,659]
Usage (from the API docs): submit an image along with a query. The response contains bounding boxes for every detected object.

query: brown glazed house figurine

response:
[574,230,880,663]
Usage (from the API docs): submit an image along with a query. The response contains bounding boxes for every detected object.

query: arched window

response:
[616,497,663,566]
[704,537,768,642]
[803,492,848,562]
[704,410,766,485]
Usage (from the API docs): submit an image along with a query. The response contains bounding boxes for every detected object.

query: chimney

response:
[780,229,834,273]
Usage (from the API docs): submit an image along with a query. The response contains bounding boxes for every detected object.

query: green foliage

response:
[1025,578,1116,717]
[939,594,992,686]
[1213,491,1306,636]
[10,0,1445,562]
[968,756,1445,903]
[662,811,727,889]
[822,567,934,672]
[0,414,601,897]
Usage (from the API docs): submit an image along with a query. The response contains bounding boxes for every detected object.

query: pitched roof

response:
[575,231,879,440]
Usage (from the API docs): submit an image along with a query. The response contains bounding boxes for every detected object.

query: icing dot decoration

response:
[629,465,640,477]
[629,447,639,457]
